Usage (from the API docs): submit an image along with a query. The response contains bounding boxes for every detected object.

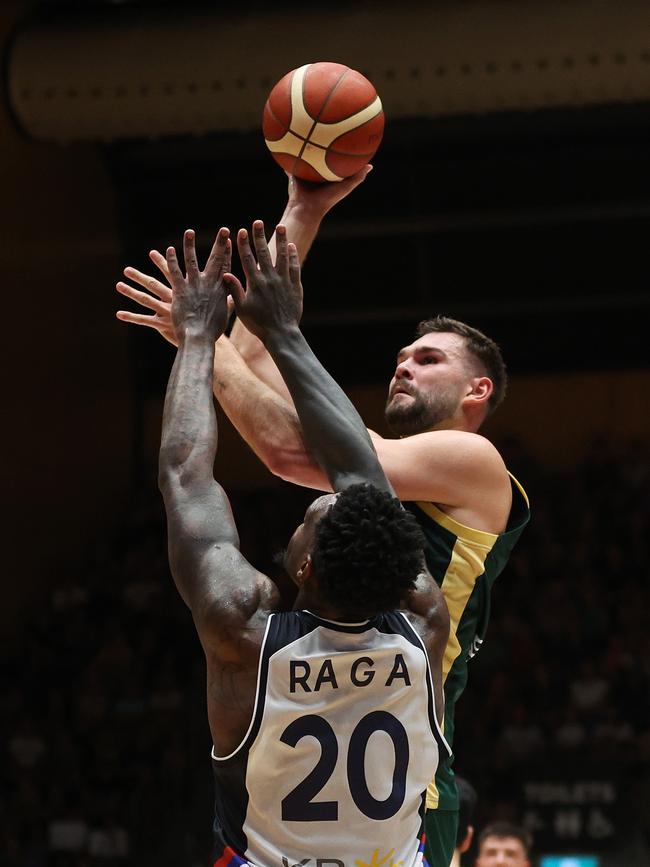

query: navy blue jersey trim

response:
[300,609,383,634]
[213,614,275,762]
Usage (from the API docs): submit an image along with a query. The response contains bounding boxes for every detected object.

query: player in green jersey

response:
[116,169,530,867]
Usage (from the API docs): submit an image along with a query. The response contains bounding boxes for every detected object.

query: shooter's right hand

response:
[285,164,373,220]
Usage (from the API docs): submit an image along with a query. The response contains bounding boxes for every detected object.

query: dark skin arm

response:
[225,220,392,496]
[225,223,449,717]
[402,571,450,726]
[158,227,280,755]
[116,167,372,401]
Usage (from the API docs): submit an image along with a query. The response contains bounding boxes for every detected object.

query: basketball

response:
[262,62,384,183]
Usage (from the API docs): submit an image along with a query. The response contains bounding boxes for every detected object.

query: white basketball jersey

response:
[211,610,450,867]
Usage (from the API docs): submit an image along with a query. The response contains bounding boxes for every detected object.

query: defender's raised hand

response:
[167,228,231,342]
[117,233,232,346]
[225,220,303,344]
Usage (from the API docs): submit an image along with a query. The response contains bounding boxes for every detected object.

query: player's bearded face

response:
[384,383,460,436]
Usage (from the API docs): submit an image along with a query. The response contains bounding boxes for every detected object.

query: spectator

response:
[569,659,610,714]
[474,822,532,867]
[499,704,545,760]
[87,813,130,861]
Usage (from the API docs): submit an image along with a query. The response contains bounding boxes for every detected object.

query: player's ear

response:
[465,376,492,406]
[296,555,313,584]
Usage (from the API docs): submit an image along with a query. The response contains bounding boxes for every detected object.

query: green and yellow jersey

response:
[404,473,530,812]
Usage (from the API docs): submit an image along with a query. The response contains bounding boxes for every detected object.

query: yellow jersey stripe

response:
[424,534,495,810]
[440,537,495,682]
[414,501,498,547]
[413,502,499,810]
[509,471,530,508]
[412,474,530,813]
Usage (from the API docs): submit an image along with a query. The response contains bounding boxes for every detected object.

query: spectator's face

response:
[475,835,530,867]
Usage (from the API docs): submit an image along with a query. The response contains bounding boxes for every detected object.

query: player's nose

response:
[395,359,413,379]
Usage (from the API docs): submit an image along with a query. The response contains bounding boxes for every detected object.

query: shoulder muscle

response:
[372,430,510,514]
[186,543,280,665]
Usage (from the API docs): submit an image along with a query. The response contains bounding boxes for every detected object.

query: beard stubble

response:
[384,387,459,436]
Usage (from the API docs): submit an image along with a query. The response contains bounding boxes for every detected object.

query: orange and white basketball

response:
[262,62,384,183]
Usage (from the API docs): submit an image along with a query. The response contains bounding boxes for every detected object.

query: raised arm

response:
[158,227,279,650]
[225,220,391,496]
[116,194,509,530]
[270,169,372,266]
[116,166,372,400]
[224,224,451,676]
[211,344,509,533]
[228,168,373,398]
[211,336,327,489]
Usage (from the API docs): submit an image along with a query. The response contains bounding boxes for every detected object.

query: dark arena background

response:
[2,0,650,864]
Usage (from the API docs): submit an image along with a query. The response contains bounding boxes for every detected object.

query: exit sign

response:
[540,858,599,867]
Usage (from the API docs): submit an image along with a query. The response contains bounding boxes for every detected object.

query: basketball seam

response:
[298,140,377,158]
[265,101,293,139]
[310,68,352,126]
[324,112,383,169]
[329,149,376,157]
[296,66,350,168]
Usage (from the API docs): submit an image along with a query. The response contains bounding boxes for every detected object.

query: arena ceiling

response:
[7,0,650,389]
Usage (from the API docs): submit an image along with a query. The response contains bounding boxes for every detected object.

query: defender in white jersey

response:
[157,222,450,867]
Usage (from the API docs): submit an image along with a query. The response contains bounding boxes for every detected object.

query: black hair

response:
[415,315,507,415]
[478,821,532,856]
[455,776,478,847]
[311,483,425,614]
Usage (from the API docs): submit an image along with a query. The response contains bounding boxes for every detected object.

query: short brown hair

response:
[477,822,532,856]
[415,315,507,415]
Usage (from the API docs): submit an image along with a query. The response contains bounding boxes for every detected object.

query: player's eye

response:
[421,356,438,364]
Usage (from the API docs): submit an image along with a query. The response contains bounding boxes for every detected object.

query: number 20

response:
[280,710,409,822]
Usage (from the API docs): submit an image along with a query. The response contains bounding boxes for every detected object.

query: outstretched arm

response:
[114,254,325,487]
[226,220,391,496]
[212,339,508,523]
[211,342,509,531]
[229,168,372,398]
[118,204,509,527]
[212,336,326,489]
[116,166,372,401]
[158,228,279,645]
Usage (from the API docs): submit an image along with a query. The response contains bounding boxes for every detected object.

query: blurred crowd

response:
[2,438,649,865]
[454,437,650,855]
